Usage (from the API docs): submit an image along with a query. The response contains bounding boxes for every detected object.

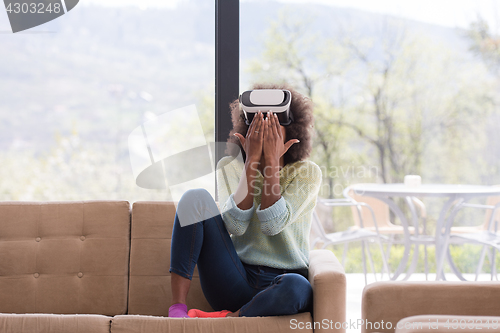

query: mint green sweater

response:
[216,155,322,269]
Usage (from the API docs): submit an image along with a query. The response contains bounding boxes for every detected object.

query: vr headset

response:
[239,89,293,126]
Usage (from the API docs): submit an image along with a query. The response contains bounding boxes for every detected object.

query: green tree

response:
[464,14,500,187]
[466,16,500,76]
[246,8,357,199]
[248,8,495,189]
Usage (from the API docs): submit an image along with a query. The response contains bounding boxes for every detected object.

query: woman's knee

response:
[266,273,312,314]
[275,273,313,301]
[179,188,212,205]
[177,188,218,227]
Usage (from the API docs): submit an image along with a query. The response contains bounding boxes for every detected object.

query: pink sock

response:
[168,303,190,318]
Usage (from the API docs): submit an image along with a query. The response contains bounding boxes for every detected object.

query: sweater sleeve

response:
[256,161,322,236]
[216,156,255,236]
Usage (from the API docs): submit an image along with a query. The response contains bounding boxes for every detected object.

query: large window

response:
[0,0,215,201]
[238,0,500,325]
[240,0,500,202]
[240,0,500,280]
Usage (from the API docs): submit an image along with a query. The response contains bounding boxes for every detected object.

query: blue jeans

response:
[169,188,313,317]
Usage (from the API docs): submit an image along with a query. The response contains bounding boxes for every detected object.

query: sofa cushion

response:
[0,313,111,333]
[110,312,313,333]
[0,201,130,315]
[128,201,212,316]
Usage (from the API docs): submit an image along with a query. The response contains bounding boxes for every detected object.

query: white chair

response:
[311,197,391,285]
[437,192,500,281]
[346,190,429,278]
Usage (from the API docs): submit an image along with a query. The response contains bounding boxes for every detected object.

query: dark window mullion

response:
[215,0,239,199]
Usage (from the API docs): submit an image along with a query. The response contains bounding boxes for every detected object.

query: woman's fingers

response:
[263,111,273,142]
[262,115,269,143]
[270,111,279,139]
[253,111,265,136]
[234,133,245,148]
[257,111,264,139]
[270,112,275,136]
[282,139,300,156]
[234,133,247,154]
[247,111,257,136]
[273,113,282,139]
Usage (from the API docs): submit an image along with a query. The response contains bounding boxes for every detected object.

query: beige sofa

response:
[0,200,346,333]
[361,281,500,333]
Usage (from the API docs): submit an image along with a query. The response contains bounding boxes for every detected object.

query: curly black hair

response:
[225,82,314,165]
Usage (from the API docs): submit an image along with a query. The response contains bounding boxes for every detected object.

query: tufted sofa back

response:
[0,201,131,315]
[127,201,212,316]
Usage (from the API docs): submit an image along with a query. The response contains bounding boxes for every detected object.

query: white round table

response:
[346,183,500,280]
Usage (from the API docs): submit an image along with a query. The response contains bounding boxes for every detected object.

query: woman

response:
[168,83,322,318]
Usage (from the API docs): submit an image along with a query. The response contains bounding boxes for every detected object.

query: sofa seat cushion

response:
[128,201,212,315]
[110,312,313,333]
[0,313,111,333]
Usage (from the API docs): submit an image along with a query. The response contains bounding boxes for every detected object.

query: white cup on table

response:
[404,175,421,187]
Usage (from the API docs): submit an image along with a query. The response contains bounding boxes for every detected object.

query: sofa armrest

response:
[308,249,346,333]
[362,281,500,333]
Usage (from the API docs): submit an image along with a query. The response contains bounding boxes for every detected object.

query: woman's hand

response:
[234,111,264,162]
[262,111,299,165]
